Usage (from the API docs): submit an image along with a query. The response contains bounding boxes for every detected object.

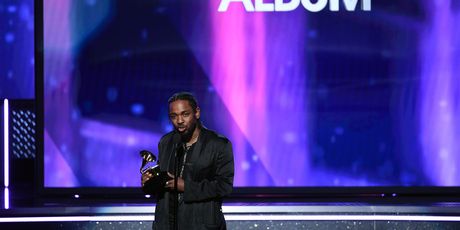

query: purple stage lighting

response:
[208,1,310,186]
[419,0,460,186]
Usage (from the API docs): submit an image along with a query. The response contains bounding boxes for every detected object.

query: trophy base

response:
[143,171,171,192]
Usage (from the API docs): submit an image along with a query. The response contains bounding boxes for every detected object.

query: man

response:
[142,92,234,230]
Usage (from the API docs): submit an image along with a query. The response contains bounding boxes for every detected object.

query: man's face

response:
[169,100,200,138]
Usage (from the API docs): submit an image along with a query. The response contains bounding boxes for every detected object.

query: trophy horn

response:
[140,150,156,162]
[140,150,157,174]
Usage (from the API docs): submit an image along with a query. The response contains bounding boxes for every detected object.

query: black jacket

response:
[143,127,234,230]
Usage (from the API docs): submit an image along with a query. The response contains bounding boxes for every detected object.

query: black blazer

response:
[143,127,234,230]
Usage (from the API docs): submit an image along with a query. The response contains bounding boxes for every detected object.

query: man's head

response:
[168,92,201,140]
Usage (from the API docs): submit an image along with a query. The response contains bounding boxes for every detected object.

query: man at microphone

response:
[142,92,234,230]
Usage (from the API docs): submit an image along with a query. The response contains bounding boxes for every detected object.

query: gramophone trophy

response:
[140,150,170,189]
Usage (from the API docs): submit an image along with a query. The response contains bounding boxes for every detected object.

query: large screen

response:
[0,0,34,99]
[43,0,460,188]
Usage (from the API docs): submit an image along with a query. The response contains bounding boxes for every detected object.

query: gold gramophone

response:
[140,150,170,189]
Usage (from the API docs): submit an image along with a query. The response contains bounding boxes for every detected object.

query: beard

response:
[177,120,197,142]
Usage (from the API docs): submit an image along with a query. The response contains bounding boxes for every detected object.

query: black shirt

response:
[168,143,195,229]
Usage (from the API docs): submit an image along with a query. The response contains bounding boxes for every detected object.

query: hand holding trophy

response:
[140,150,170,190]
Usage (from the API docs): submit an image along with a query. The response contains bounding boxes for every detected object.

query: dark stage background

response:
[2,0,460,189]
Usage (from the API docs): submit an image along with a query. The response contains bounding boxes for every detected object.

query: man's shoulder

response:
[203,128,230,145]
[159,131,175,145]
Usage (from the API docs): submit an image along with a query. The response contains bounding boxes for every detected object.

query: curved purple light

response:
[209,3,310,186]
[419,0,460,185]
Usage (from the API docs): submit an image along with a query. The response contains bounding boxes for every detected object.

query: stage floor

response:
[1,203,460,229]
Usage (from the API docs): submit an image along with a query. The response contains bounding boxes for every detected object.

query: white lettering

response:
[218,0,372,12]
[361,0,371,11]
[255,0,274,12]
[343,0,359,11]
[330,0,371,11]
[329,0,340,11]
[301,0,328,12]
[218,0,255,12]
[274,0,300,12]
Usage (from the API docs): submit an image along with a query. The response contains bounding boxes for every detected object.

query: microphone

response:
[172,132,186,158]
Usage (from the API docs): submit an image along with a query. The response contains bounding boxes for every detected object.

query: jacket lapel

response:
[184,127,208,179]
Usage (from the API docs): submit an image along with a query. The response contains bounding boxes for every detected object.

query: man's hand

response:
[141,172,153,187]
[165,172,184,192]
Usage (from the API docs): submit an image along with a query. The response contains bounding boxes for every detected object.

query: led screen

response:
[0,0,34,99]
[43,0,460,187]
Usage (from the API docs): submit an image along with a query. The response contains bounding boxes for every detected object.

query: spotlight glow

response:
[3,99,8,188]
[224,214,460,221]
[3,188,9,210]
[0,214,459,223]
[3,99,9,210]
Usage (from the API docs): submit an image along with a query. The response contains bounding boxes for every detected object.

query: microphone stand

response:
[173,143,183,230]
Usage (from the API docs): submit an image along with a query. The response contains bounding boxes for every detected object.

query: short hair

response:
[168,92,199,111]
